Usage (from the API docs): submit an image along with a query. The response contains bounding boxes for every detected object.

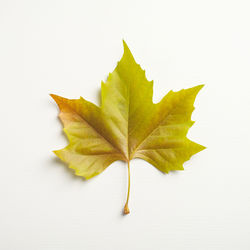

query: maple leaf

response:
[51,41,205,214]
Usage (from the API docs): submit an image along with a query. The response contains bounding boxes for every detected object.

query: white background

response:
[0,0,250,249]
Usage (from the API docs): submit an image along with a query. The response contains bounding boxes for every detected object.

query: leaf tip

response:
[122,40,133,58]
[49,94,68,109]
[198,83,205,89]
[52,150,60,157]
[196,143,206,154]
[122,39,128,48]
[193,83,204,90]
[194,84,205,94]
[50,93,60,103]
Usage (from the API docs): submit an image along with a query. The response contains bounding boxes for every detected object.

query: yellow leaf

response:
[51,41,205,214]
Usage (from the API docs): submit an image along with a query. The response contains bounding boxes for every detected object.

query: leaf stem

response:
[123,161,130,214]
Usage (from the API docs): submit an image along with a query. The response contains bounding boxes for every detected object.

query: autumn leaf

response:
[51,41,205,214]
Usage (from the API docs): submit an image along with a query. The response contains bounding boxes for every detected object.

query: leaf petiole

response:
[123,161,130,214]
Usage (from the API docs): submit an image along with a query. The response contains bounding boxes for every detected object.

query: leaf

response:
[51,41,205,214]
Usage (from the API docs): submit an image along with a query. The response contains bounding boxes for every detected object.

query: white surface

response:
[0,0,250,249]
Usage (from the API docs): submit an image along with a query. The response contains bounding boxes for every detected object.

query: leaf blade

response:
[50,94,126,179]
[132,85,205,172]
